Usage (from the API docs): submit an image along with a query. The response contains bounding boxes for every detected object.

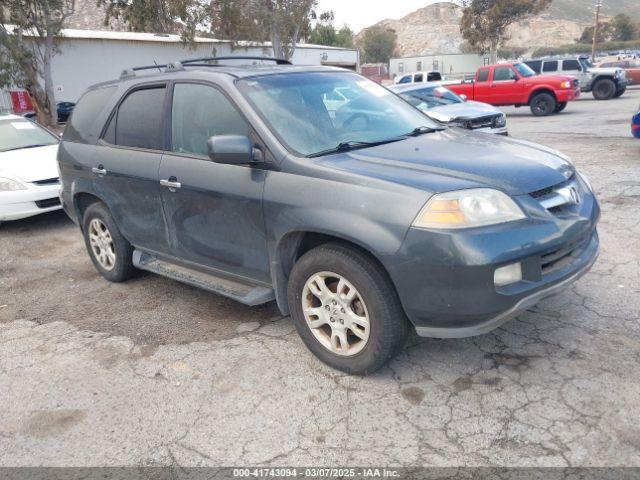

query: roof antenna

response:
[153,60,162,72]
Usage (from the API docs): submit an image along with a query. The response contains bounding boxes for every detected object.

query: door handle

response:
[92,165,107,176]
[160,178,181,191]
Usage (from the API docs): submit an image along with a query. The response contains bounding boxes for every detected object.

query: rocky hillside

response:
[359,0,638,57]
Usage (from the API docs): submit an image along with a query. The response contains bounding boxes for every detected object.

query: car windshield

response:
[513,63,536,77]
[237,72,438,157]
[580,58,594,69]
[0,118,58,153]
[400,86,463,109]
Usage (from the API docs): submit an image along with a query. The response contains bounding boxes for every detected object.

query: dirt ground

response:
[1,87,639,468]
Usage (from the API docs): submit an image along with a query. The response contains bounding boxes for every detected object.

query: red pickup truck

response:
[447,63,580,116]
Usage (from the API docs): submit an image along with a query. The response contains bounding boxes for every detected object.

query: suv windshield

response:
[400,86,463,109]
[0,118,58,153]
[513,63,536,77]
[238,72,438,157]
[579,58,594,70]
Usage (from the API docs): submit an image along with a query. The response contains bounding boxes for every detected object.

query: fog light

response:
[494,263,522,287]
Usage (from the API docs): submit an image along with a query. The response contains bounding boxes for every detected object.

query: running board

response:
[132,250,275,306]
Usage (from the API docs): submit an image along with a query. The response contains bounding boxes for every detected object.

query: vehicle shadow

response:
[0,210,73,234]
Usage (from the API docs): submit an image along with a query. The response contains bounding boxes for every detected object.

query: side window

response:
[493,67,516,81]
[171,83,249,157]
[543,61,558,72]
[414,73,424,83]
[66,86,117,143]
[109,87,166,150]
[526,61,542,73]
[563,60,581,71]
[477,68,490,82]
[398,75,412,84]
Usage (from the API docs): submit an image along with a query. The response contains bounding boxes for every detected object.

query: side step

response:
[133,250,275,306]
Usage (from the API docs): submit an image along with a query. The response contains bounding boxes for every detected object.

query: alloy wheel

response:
[302,272,370,357]
[88,218,116,271]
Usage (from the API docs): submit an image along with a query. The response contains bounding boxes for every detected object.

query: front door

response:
[158,82,271,284]
[93,84,169,254]
[490,66,523,105]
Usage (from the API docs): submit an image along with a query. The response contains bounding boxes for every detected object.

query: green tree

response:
[577,22,613,44]
[460,0,552,63]
[359,26,397,64]
[308,11,354,48]
[96,0,194,34]
[611,14,637,41]
[0,0,75,125]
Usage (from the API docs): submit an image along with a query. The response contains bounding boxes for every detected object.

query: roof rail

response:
[180,56,292,66]
[119,55,291,80]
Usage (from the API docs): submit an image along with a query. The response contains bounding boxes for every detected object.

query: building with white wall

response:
[390,53,492,80]
[30,29,360,102]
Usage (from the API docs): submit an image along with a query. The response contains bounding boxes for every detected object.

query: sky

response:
[315,0,452,33]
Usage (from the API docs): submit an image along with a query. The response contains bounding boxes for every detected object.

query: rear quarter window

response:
[64,86,117,143]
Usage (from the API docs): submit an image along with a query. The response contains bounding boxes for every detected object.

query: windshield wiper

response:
[307,138,405,158]
[404,126,443,137]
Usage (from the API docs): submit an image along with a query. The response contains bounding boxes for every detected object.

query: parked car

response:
[58,57,600,374]
[390,82,508,135]
[395,71,443,85]
[0,114,62,223]
[56,102,76,123]
[23,101,76,123]
[633,107,640,139]
[597,60,640,86]
[447,62,580,116]
[524,56,628,100]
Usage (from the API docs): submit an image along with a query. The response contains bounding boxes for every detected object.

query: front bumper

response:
[0,183,62,221]
[557,88,580,103]
[475,126,508,136]
[384,184,600,338]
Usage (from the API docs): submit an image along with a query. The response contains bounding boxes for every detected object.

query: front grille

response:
[35,197,61,209]
[33,177,60,185]
[541,235,590,276]
[530,175,583,216]
[463,114,501,130]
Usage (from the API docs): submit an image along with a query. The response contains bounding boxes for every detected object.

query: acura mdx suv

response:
[58,57,600,374]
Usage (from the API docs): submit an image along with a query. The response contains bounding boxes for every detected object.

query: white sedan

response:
[0,114,62,223]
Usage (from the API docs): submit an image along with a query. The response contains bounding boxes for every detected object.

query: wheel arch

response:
[73,191,106,231]
[270,230,398,316]
[527,87,557,105]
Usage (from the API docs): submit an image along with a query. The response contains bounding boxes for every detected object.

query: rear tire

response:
[288,243,410,375]
[82,202,136,283]
[554,102,567,113]
[592,78,616,100]
[530,93,556,116]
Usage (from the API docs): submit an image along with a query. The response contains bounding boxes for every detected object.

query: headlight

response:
[560,81,572,89]
[413,189,526,229]
[494,114,507,128]
[0,177,27,191]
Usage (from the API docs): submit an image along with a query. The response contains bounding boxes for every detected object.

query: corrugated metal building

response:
[390,53,492,80]
[20,29,360,103]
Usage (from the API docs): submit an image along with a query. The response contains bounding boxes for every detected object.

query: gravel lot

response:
[1,88,639,468]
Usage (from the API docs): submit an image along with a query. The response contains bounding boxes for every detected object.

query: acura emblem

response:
[559,186,581,205]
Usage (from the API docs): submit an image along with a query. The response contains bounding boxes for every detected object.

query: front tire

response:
[592,78,616,100]
[288,243,410,375]
[613,86,626,98]
[82,202,136,282]
[530,93,556,116]
[554,102,567,113]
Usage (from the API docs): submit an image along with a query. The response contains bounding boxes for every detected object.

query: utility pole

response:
[592,0,603,62]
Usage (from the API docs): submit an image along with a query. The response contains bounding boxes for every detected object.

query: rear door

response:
[93,84,169,254]
[473,67,492,102]
[158,81,270,283]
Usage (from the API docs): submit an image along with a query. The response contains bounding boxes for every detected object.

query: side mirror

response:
[207,135,261,165]
[459,94,468,102]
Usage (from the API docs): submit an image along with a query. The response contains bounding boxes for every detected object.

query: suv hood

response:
[426,101,502,123]
[323,129,574,196]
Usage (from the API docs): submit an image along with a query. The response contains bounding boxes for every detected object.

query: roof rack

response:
[119,55,291,79]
